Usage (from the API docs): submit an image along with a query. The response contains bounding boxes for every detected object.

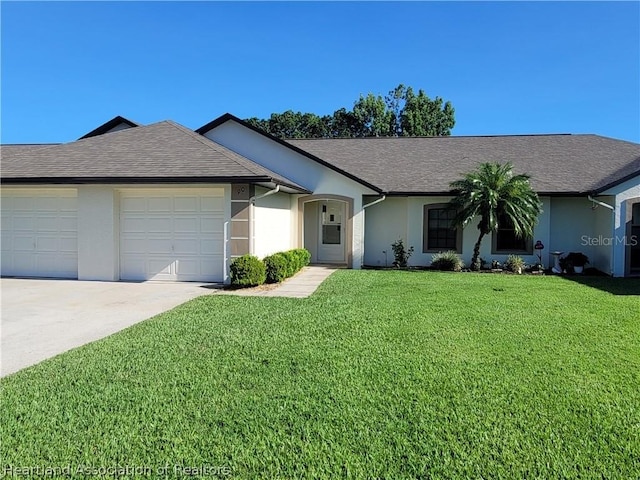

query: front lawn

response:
[1,271,639,478]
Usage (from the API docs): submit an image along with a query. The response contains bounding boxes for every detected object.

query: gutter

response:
[362,195,386,209]
[587,195,616,276]
[248,185,281,255]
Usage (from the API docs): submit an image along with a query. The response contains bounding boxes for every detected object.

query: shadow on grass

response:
[558,275,640,296]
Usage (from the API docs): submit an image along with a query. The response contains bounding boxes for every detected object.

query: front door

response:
[317,200,345,263]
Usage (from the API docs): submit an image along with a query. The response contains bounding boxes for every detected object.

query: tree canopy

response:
[448,162,542,271]
[244,84,455,139]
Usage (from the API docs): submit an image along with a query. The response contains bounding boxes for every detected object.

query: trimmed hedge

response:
[230,255,266,287]
[264,253,288,284]
[264,248,311,284]
[231,249,311,287]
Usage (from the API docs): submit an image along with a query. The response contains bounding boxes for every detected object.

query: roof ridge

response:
[164,120,275,178]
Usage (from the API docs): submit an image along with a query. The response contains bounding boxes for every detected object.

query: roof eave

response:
[591,171,640,195]
[0,176,310,193]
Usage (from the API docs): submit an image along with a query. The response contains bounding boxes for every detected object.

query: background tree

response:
[244,84,455,139]
[448,162,542,271]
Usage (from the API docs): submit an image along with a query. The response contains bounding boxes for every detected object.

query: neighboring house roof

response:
[1,120,309,193]
[287,134,640,195]
[78,115,140,139]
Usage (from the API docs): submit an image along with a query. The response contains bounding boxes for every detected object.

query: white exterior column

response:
[77,186,119,280]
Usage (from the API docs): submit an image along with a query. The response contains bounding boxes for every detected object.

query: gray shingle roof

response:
[1,121,308,192]
[287,134,640,194]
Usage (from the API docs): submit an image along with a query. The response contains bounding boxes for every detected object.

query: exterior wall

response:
[601,175,640,276]
[592,195,615,275]
[363,197,408,267]
[253,187,294,258]
[363,195,554,269]
[205,121,376,268]
[77,186,119,281]
[549,197,611,273]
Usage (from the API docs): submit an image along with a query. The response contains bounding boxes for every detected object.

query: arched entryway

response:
[298,195,354,267]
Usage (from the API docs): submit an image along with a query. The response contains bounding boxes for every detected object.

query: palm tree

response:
[449,162,542,271]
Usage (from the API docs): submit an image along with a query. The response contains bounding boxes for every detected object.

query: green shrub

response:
[504,254,525,274]
[391,239,414,267]
[291,248,311,269]
[280,251,297,277]
[264,253,288,284]
[430,251,464,272]
[262,249,311,283]
[230,255,266,287]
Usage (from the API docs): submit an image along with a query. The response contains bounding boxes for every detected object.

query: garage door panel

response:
[146,238,173,254]
[121,216,147,233]
[174,197,198,212]
[148,259,174,276]
[12,197,35,211]
[12,236,35,251]
[59,237,77,253]
[36,197,61,211]
[120,189,224,282]
[37,237,61,252]
[13,254,36,272]
[121,238,151,255]
[147,217,172,233]
[13,216,34,231]
[148,197,172,213]
[174,217,199,234]
[173,238,199,254]
[201,196,224,212]
[37,216,62,232]
[201,238,222,255]
[120,257,146,280]
[201,216,224,234]
[121,197,146,212]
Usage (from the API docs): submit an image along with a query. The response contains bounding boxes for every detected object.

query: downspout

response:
[248,184,281,255]
[587,195,615,276]
[362,195,387,210]
[361,195,387,267]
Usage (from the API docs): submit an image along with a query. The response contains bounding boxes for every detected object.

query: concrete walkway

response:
[218,265,337,298]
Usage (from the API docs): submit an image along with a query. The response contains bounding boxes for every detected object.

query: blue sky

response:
[2,1,639,144]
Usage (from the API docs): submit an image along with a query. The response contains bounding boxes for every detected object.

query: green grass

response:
[1,271,639,479]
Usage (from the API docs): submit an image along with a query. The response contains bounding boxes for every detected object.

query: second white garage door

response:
[120,189,225,282]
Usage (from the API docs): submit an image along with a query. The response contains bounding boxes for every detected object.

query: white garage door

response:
[1,189,78,278]
[120,189,225,282]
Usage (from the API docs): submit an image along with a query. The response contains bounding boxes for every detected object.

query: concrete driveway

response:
[1,278,215,377]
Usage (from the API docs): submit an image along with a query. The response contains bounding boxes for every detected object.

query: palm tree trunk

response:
[471,232,485,271]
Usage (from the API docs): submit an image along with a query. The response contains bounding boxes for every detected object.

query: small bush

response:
[504,255,525,274]
[230,255,266,287]
[431,251,464,272]
[264,253,288,284]
[291,248,311,269]
[391,239,414,268]
[280,251,298,277]
[262,248,311,284]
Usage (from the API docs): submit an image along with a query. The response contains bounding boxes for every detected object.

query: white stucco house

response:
[2,113,639,282]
